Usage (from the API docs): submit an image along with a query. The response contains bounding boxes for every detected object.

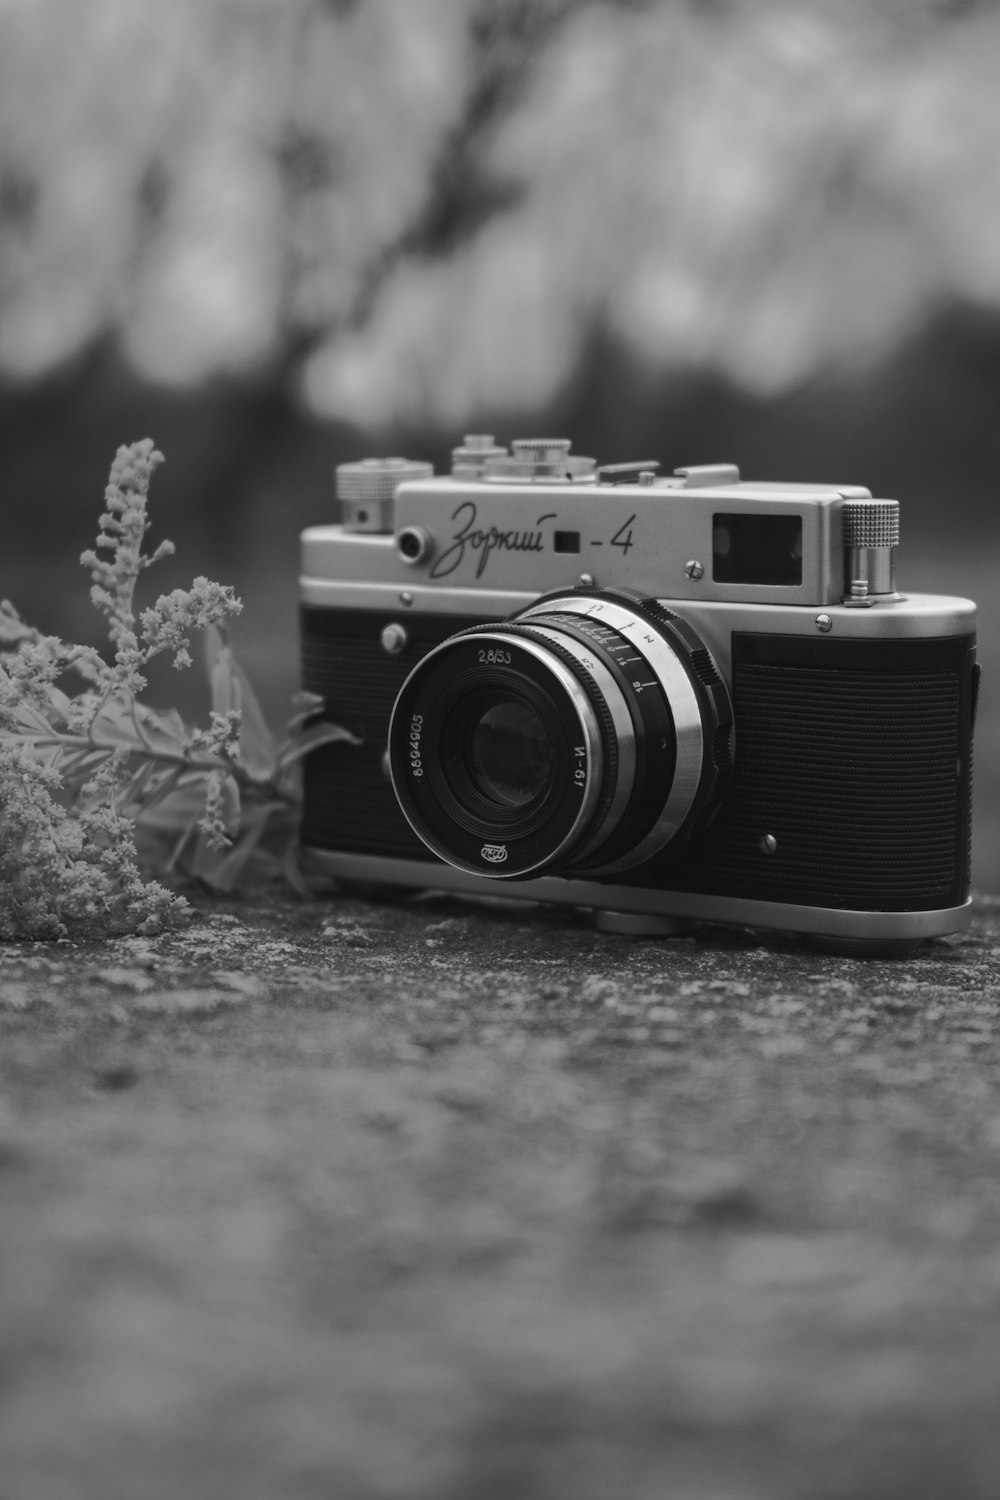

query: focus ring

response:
[520,589,734,867]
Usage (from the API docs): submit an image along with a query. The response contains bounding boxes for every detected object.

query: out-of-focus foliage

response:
[0,439,352,939]
[3,0,1000,427]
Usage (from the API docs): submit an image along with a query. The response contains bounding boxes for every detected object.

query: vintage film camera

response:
[299,436,978,955]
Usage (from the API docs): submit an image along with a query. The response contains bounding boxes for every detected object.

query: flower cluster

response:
[0,707,179,940]
[80,441,176,697]
[0,442,243,937]
[140,579,243,672]
[0,439,358,940]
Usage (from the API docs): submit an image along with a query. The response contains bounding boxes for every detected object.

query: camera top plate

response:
[303,436,975,637]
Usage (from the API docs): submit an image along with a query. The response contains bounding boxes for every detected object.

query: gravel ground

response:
[1,890,1000,1500]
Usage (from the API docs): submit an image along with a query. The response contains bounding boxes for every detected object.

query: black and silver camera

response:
[300,436,978,954]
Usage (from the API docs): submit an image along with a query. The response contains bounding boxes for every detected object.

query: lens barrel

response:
[387,590,733,881]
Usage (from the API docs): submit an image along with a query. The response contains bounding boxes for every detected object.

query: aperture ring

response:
[518,593,711,870]
[516,609,677,873]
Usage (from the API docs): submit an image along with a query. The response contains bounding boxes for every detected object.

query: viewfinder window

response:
[553,531,581,554]
[713,513,802,586]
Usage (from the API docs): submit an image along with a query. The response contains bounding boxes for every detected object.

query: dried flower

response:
[140,578,242,671]
[0,439,358,940]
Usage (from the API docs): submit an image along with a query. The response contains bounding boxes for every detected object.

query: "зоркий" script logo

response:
[430,501,557,580]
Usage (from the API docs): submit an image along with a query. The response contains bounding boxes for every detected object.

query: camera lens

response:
[387,590,733,881]
[465,699,555,807]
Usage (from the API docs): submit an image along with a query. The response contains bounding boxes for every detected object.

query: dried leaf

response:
[132,703,190,757]
[0,601,32,644]
[88,691,144,750]
[58,746,113,783]
[130,765,189,822]
[200,806,271,891]
[134,773,209,832]
[46,686,73,720]
[280,845,311,897]
[205,624,237,715]
[11,701,57,736]
[205,625,276,780]
[286,690,325,732]
[119,757,164,813]
[277,719,361,771]
[219,772,241,838]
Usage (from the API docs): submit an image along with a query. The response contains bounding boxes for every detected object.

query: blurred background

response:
[0,0,996,888]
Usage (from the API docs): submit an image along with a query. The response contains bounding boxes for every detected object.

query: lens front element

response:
[466,699,555,807]
[387,590,733,880]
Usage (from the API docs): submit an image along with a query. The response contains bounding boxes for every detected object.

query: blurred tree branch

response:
[3,0,1000,425]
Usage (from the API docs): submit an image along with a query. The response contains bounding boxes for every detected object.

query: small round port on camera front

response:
[380,623,409,655]
[397,526,432,566]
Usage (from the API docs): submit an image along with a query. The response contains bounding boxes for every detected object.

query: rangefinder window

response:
[713,513,803,586]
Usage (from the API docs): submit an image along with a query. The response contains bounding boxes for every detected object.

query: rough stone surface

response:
[2,890,1000,1499]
